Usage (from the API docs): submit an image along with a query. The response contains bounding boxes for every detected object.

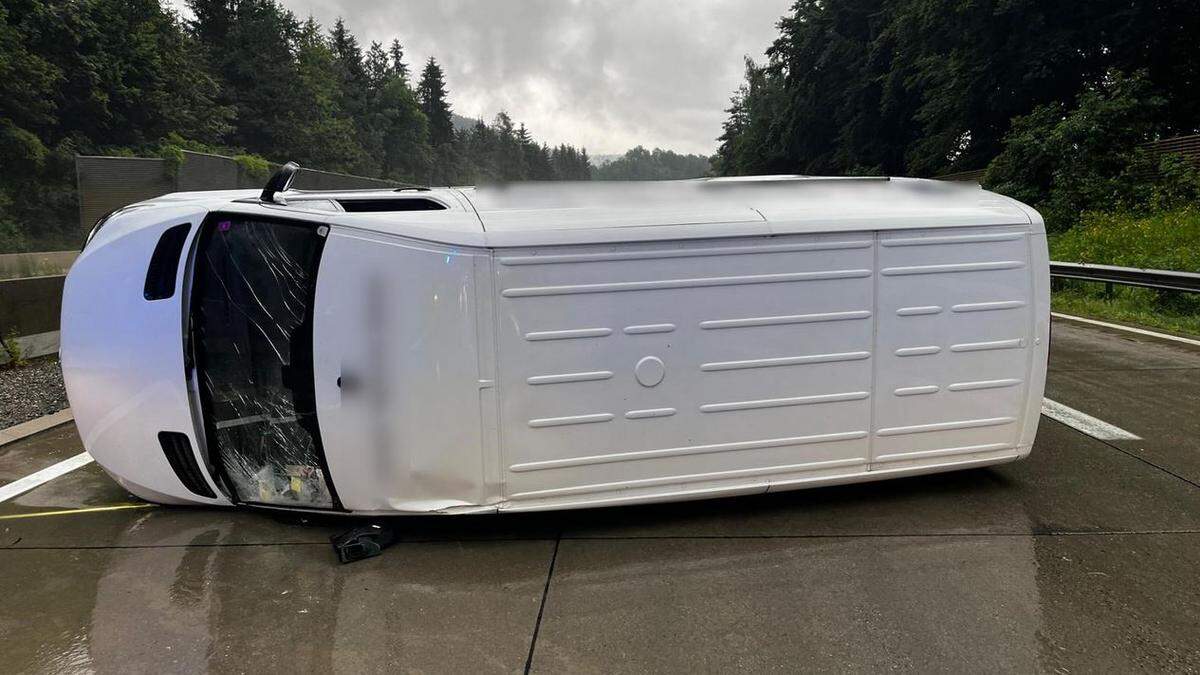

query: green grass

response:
[1049,207,1200,338]
[1051,207,1200,271]
[1051,286,1200,337]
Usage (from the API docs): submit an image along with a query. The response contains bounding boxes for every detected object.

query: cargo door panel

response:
[312,230,489,513]
[495,233,876,504]
[872,225,1037,467]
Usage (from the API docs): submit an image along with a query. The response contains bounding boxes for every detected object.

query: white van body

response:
[61,176,1050,514]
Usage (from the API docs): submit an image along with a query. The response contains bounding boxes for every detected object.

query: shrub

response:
[158,143,186,177]
[1051,207,1200,273]
[234,154,272,182]
[984,70,1169,231]
[0,192,31,253]
[1,328,25,368]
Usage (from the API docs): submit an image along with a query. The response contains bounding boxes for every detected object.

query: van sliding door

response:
[189,213,339,509]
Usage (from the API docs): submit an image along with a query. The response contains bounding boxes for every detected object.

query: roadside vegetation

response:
[1013,78,1200,335]
[1049,208,1200,336]
[715,1,1200,337]
[1049,288,1200,338]
[990,74,1200,336]
[0,0,711,255]
[4,0,1198,332]
[0,0,592,251]
[1051,208,1200,273]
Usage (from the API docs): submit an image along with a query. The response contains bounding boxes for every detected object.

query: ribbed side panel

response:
[872,225,1035,465]
[495,233,876,500]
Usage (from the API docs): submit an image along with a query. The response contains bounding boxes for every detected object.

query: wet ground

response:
[1,317,1198,673]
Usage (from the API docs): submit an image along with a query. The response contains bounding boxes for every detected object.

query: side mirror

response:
[260,161,301,204]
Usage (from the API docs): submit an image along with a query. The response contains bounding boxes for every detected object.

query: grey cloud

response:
[265,0,792,155]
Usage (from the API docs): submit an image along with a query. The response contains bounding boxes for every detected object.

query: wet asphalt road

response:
[1,317,1198,673]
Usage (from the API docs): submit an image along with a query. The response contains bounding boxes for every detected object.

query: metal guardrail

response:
[1049,262,1200,293]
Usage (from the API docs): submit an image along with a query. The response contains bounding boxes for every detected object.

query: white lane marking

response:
[1052,312,1200,348]
[1041,398,1141,441]
[0,452,94,503]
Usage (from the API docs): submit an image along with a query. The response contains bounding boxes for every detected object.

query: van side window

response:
[143,223,192,300]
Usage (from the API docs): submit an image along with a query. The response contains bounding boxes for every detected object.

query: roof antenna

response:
[260,161,300,205]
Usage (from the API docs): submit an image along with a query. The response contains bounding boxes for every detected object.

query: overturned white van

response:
[61,165,1049,514]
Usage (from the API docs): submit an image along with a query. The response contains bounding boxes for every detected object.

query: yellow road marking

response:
[0,503,156,520]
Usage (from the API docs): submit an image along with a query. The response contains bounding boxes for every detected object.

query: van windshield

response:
[189,214,337,509]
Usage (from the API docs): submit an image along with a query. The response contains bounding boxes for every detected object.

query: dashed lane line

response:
[1042,398,1141,441]
[0,452,93,503]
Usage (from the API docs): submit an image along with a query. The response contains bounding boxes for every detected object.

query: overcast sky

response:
[172,1,792,156]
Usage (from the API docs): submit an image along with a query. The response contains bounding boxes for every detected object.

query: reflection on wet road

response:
[1,317,1198,672]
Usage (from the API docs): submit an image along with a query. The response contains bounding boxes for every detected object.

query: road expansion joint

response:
[523,534,561,675]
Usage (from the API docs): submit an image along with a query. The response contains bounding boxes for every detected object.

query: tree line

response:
[715,0,1200,229]
[592,147,711,181]
[1,0,596,184]
[2,0,707,251]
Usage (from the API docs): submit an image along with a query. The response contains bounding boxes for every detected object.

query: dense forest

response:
[715,0,1200,230]
[713,0,1200,331]
[0,0,713,252]
[1,0,595,181]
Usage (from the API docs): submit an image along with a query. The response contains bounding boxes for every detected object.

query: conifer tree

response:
[417,57,454,146]
[364,41,390,91]
[388,39,409,84]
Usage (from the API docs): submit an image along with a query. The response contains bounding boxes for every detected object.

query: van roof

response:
[148,175,1037,248]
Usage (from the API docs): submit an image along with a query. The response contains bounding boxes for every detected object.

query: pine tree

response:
[186,0,301,160]
[376,78,430,182]
[364,41,389,91]
[573,147,588,178]
[291,16,367,172]
[328,18,367,108]
[416,57,454,146]
[490,112,526,179]
[388,39,409,84]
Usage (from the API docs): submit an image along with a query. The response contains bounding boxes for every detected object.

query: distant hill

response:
[451,113,483,132]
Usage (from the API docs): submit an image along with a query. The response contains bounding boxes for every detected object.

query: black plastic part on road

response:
[330,523,398,564]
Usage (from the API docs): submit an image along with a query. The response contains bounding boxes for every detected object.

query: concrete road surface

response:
[1,317,1198,673]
